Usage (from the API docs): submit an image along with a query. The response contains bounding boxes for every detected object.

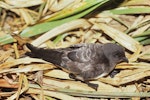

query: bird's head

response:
[102,43,128,65]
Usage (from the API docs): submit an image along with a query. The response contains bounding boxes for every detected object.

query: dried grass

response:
[0,0,150,99]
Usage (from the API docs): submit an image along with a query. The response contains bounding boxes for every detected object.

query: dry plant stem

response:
[0,79,19,88]
[0,57,48,71]
[42,0,54,16]
[139,48,150,58]
[43,78,94,91]
[0,92,15,97]
[128,44,142,62]
[30,94,40,100]
[50,0,75,12]
[0,9,6,27]
[94,23,141,53]
[119,68,150,78]
[27,88,80,100]
[7,74,29,100]
[4,0,43,8]
[0,0,150,99]
[116,62,150,69]
[57,89,150,98]
[16,74,24,100]
[13,43,19,59]
[0,1,38,25]
[0,49,14,62]
[44,69,70,79]
[0,64,55,74]
[131,24,150,37]
[29,83,150,98]
[126,15,144,34]
[31,19,91,46]
[19,8,35,25]
[99,69,150,86]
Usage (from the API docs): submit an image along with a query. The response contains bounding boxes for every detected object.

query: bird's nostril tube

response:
[121,57,128,63]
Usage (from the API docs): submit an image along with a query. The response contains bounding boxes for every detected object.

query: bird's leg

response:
[69,73,98,91]
[109,69,120,78]
[84,81,98,91]
[69,73,77,80]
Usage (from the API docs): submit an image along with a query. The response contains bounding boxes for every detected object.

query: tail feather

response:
[25,43,63,65]
[25,43,39,58]
[26,43,38,52]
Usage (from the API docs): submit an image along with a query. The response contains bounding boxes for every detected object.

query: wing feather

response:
[67,44,98,63]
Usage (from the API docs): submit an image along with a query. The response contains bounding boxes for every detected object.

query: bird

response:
[25,43,128,90]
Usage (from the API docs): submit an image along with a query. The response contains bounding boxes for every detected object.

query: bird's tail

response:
[25,43,62,65]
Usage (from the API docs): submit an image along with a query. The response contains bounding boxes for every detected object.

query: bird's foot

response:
[109,69,120,78]
[85,81,98,91]
[69,73,76,79]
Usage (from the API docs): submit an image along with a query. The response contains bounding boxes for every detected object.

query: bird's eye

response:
[113,53,121,58]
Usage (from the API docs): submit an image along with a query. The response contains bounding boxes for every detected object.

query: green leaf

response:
[134,36,148,42]
[0,34,16,45]
[133,30,150,37]
[106,7,150,15]
[42,0,109,22]
[0,0,109,45]
[140,38,150,45]
[134,36,150,45]
[20,0,109,38]
[53,33,68,44]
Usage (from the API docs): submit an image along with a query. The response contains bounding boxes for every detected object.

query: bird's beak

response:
[121,57,129,63]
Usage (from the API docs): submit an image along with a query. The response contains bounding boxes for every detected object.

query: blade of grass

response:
[120,0,150,6]
[44,69,70,80]
[0,0,109,45]
[0,7,1,12]
[41,0,110,22]
[134,36,148,42]
[3,0,44,8]
[31,19,91,46]
[53,33,68,44]
[20,0,109,38]
[0,79,19,88]
[27,88,80,100]
[58,90,150,98]
[8,74,29,100]
[125,15,144,34]
[126,17,150,34]
[0,57,48,71]
[134,36,150,45]
[106,6,150,15]
[0,64,55,74]
[140,38,150,45]
[0,34,16,45]
[133,30,150,37]
[29,83,150,98]
[37,2,46,20]
[94,23,141,52]
[98,69,150,86]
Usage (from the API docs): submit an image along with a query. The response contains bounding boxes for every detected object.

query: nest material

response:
[0,0,150,99]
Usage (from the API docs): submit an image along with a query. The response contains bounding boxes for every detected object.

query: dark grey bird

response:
[25,43,128,90]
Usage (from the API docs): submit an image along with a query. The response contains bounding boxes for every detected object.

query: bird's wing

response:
[67,44,98,63]
[60,43,111,80]
[69,43,88,48]
[60,44,97,73]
